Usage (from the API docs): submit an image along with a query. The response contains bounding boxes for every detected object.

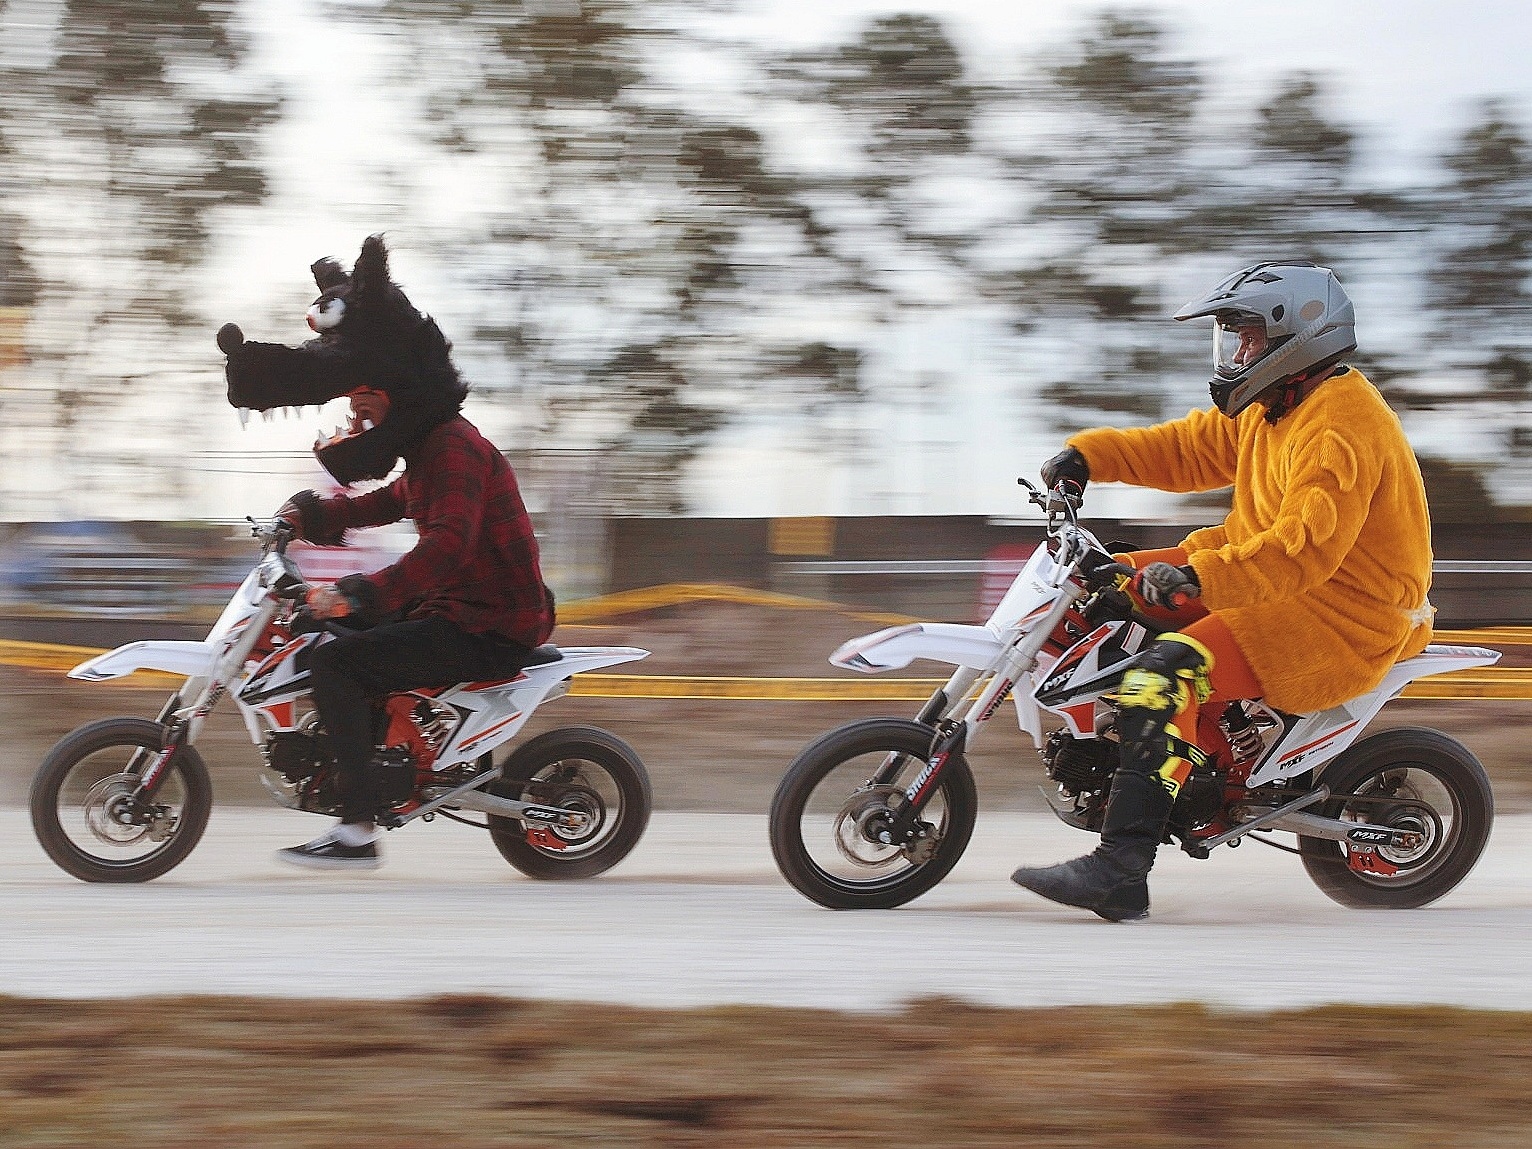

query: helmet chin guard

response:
[1175,261,1357,417]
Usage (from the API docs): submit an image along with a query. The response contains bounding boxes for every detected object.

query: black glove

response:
[274,490,318,541]
[274,490,346,547]
[1130,562,1201,610]
[335,574,385,628]
[1040,447,1090,493]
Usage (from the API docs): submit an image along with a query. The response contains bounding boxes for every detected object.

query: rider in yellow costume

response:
[1012,261,1434,921]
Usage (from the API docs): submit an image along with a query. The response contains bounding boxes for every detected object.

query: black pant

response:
[308,616,534,823]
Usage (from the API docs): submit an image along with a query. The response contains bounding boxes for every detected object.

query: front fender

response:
[831,623,1004,673]
[68,640,216,682]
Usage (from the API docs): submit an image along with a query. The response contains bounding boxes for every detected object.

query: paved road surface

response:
[5,808,1530,1010]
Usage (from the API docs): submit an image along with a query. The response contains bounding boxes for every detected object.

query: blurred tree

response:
[1372,100,1532,490]
[363,0,865,513]
[983,10,1208,435]
[0,0,280,511]
[1427,102,1532,340]
[1254,74,1355,168]
[0,120,39,312]
[769,13,982,274]
[772,14,976,176]
[1417,455,1499,524]
[0,215,38,310]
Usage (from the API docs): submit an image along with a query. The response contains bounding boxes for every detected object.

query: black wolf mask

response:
[217,234,468,485]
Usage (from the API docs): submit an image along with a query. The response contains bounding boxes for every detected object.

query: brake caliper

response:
[1347,849,1399,877]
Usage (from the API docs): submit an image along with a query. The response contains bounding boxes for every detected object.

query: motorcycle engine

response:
[1042,730,1117,798]
[265,730,418,810]
[266,730,329,783]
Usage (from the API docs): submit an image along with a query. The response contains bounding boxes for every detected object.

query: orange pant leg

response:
[1169,613,1265,781]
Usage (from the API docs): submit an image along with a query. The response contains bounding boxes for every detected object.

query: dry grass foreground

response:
[1,996,1530,1147]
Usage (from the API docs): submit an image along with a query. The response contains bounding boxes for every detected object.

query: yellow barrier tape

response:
[0,639,111,675]
[1433,628,1532,645]
[3,637,1529,700]
[554,582,914,626]
[561,669,1532,702]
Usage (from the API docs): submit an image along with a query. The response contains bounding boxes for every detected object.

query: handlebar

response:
[1017,476,1084,521]
[247,515,297,555]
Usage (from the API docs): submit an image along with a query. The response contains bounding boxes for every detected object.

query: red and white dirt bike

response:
[770,480,1500,911]
[30,519,652,883]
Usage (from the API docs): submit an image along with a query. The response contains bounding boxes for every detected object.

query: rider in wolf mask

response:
[1012,261,1434,921]
[217,234,555,870]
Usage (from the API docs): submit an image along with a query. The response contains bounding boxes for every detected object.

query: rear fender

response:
[455,646,652,711]
[529,646,651,677]
[1381,644,1501,693]
[435,647,651,767]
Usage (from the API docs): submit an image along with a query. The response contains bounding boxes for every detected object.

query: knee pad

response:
[1109,635,1214,788]
[1135,633,1214,683]
[1114,635,1213,718]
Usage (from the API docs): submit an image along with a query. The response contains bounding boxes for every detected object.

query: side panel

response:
[1031,621,1153,737]
[1243,644,1502,788]
[428,646,651,768]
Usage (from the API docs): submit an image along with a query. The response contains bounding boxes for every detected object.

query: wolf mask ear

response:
[311,257,349,293]
[351,234,390,303]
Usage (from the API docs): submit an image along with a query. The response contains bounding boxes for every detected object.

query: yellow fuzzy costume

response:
[1069,368,1433,713]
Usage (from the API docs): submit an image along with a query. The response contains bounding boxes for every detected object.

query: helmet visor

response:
[1213,315,1270,378]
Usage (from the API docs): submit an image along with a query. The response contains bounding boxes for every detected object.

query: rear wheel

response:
[487,726,651,879]
[770,718,977,909]
[1299,727,1493,909]
[30,718,213,884]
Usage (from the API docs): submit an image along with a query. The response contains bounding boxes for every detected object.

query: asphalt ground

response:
[5,808,1530,1011]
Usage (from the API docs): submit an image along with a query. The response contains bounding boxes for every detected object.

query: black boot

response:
[1012,771,1175,922]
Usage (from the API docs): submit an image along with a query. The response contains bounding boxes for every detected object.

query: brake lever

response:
[1081,559,1136,590]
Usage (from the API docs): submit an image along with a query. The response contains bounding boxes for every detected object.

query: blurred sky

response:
[732,0,1532,163]
[185,1,1532,519]
[236,0,1532,281]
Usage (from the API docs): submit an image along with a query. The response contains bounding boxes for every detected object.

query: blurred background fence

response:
[0,512,1525,648]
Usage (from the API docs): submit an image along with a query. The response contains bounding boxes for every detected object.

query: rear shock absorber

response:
[1220,701,1265,766]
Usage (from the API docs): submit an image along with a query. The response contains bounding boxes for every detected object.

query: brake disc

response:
[833,785,903,868]
[83,773,152,846]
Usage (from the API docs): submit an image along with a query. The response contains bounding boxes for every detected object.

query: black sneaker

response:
[275,831,381,871]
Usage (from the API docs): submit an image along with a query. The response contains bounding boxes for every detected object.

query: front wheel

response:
[770,718,978,909]
[1299,727,1493,909]
[30,718,213,883]
[487,726,651,879]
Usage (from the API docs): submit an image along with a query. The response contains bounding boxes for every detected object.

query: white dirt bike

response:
[30,519,652,883]
[770,480,1500,911]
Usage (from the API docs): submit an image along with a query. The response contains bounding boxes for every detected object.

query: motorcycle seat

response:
[523,644,563,667]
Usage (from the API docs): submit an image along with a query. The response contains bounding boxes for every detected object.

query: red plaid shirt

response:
[311,417,554,647]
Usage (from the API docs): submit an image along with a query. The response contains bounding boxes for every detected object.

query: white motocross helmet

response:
[1174,261,1357,417]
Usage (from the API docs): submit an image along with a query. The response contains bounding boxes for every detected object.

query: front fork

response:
[130,599,277,804]
[879,720,970,846]
[869,582,1087,847]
